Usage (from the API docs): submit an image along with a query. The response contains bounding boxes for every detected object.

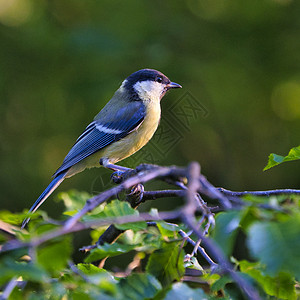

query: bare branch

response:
[219,187,300,197]
[184,162,201,216]
[0,277,18,300]
[199,175,232,209]
[2,210,181,253]
[142,189,185,200]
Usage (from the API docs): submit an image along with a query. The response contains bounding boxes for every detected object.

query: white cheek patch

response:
[133,80,164,101]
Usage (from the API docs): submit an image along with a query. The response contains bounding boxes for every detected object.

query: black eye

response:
[156,76,163,83]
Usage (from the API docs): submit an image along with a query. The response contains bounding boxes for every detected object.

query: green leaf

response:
[211,274,232,292]
[103,200,136,218]
[146,241,185,287]
[0,258,48,285]
[37,236,72,274]
[156,222,179,239]
[239,260,296,300]
[264,145,300,170]
[77,263,108,275]
[34,223,60,236]
[76,263,118,295]
[58,190,93,211]
[239,206,260,231]
[212,211,241,255]
[84,200,147,231]
[71,292,93,300]
[184,256,203,271]
[0,210,29,226]
[84,242,138,263]
[104,200,146,231]
[247,214,300,278]
[128,229,162,253]
[119,273,162,300]
[164,282,207,300]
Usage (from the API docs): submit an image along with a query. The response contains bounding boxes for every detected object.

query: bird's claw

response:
[126,183,144,205]
[111,171,124,184]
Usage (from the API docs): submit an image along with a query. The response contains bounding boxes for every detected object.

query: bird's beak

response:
[166,82,182,89]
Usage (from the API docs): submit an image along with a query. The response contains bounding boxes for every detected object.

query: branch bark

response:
[3,162,298,299]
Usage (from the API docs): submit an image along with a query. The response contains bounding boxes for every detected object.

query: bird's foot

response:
[99,158,131,172]
[111,171,125,184]
[126,183,145,206]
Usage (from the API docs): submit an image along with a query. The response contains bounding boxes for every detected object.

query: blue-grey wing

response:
[53,101,145,176]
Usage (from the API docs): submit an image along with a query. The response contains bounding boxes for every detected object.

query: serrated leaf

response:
[247,215,300,278]
[164,282,207,300]
[239,260,296,299]
[146,241,185,287]
[84,242,138,263]
[119,273,162,300]
[264,145,300,170]
[212,211,241,255]
[37,237,72,274]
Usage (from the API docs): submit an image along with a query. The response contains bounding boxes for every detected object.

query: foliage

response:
[1,192,300,299]
[1,1,300,297]
[264,145,300,170]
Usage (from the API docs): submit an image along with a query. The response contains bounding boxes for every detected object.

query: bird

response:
[22,69,182,228]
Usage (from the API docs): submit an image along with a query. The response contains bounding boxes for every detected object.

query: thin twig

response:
[218,187,300,197]
[2,210,181,252]
[199,175,232,209]
[142,190,185,200]
[178,229,217,267]
[0,277,18,300]
[184,162,201,216]
[182,215,261,300]
[146,221,216,267]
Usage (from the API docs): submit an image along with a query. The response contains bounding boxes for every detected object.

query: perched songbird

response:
[22,69,181,228]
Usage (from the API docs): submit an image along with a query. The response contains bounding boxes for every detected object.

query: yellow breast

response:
[101,100,161,163]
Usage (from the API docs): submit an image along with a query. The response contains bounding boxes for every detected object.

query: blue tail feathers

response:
[21,171,67,228]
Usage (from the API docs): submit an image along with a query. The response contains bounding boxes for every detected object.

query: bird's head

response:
[120,69,182,101]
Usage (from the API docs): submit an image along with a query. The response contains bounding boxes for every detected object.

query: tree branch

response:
[4,162,297,299]
[219,187,300,197]
[181,215,261,300]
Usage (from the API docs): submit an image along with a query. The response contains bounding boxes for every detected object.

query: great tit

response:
[22,69,181,228]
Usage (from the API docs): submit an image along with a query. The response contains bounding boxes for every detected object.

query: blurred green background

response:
[1,0,300,216]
